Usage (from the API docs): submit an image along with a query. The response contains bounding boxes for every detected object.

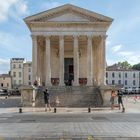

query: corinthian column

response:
[101,35,107,85]
[73,35,79,86]
[45,36,51,86]
[87,35,93,86]
[59,36,65,86]
[31,35,37,84]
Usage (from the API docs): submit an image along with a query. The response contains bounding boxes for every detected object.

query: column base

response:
[59,83,65,86]
[73,81,79,86]
[87,79,93,86]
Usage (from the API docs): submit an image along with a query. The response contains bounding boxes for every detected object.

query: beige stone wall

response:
[23,62,32,86]
[0,75,11,90]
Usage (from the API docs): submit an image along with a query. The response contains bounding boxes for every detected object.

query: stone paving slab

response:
[0,137,140,140]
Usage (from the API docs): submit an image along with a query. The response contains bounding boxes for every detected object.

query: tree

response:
[117,61,132,69]
[132,63,140,70]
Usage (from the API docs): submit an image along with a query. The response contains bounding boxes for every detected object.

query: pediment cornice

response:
[24,4,113,24]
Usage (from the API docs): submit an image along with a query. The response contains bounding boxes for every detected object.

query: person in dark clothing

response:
[117,90,125,112]
[44,89,51,111]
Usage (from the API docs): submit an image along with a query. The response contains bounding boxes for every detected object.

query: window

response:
[7,83,9,87]
[112,72,115,78]
[106,80,108,84]
[19,72,21,78]
[125,73,127,78]
[19,64,21,68]
[14,80,16,85]
[19,80,21,84]
[133,80,135,86]
[28,75,31,80]
[118,80,121,85]
[119,72,121,78]
[3,77,5,80]
[13,64,16,68]
[112,80,115,85]
[28,68,31,72]
[28,82,31,85]
[1,83,3,87]
[133,73,135,78]
[125,80,127,85]
[13,72,16,77]
[106,72,108,78]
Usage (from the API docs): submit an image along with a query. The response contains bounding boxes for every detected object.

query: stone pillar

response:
[101,35,107,85]
[73,35,79,86]
[87,35,93,86]
[31,35,37,84]
[45,36,52,86]
[59,36,65,86]
[37,44,41,86]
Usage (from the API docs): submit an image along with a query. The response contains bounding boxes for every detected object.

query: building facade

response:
[10,58,32,88]
[10,58,25,88]
[0,74,12,90]
[106,67,140,89]
[23,61,32,86]
[24,4,113,87]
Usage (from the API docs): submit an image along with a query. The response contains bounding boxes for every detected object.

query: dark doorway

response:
[64,58,74,85]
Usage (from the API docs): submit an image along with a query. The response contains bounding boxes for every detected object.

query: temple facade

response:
[24,4,113,87]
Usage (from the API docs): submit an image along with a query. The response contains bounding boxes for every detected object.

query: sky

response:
[0,0,140,74]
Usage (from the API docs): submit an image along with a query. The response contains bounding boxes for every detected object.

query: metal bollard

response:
[88,107,91,113]
[19,107,22,113]
[54,107,57,113]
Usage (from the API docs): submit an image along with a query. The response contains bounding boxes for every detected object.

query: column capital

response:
[59,35,64,40]
[44,35,51,40]
[87,35,93,39]
[100,35,108,40]
[31,35,37,40]
[73,35,79,39]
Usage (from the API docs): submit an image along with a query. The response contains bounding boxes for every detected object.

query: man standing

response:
[117,90,125,112]
[44,88,51,112]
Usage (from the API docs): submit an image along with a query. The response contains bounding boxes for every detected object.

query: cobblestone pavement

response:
[0,112,140,140]
[0,95,140,139]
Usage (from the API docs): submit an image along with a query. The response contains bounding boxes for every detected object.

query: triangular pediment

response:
[24,4,113,23]
[47,12,90,22]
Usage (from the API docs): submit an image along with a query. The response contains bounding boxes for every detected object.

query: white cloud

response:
[0,58,10,74]
[112,44,123,52]
[0,0,28,22]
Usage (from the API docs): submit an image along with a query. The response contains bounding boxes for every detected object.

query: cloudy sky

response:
[0,0,140,74]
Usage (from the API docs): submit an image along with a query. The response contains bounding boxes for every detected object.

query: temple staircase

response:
[35,86,103,107]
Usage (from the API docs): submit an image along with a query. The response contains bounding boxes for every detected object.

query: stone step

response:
[35,86,103,107]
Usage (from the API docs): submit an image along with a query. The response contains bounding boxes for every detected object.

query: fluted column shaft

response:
[87,35,93,86]
[73,35,79,86]
[31,35,38,84]
[59,36,65,86]
[45,36,52,86]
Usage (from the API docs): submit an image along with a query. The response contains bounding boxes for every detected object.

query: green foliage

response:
[132,63,140,70]
[117,61,132,69]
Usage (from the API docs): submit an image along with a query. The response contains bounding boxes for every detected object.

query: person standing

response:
[117,90,125,112]
[44,88,51,112]
[110,90,116,109]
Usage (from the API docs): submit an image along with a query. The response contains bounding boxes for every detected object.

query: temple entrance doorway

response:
[64,58,74,86]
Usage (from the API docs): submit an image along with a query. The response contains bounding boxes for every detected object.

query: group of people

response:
[110,90,125,112]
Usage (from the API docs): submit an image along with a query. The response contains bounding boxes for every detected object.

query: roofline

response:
[24,3,113,23]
